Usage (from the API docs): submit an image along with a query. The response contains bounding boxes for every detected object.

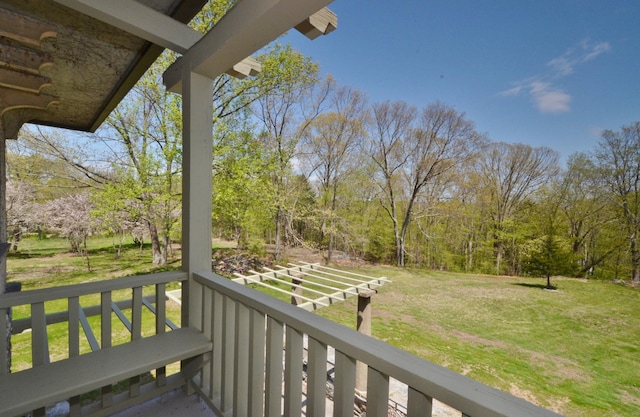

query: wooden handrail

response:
[193,271,562,417]
[0,271,187,309]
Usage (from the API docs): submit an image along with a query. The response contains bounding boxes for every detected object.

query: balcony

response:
[0,1,564,416]
[0,269,562,417]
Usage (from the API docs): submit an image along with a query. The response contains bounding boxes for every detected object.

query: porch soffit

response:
[0,0,337,140]
[0,0,207,139]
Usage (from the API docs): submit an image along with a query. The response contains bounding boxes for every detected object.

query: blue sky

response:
[282,0,640,164]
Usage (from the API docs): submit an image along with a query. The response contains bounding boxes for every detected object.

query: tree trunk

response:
[631,233,640,284]
[148,221,165,265]
[275,205,284,260]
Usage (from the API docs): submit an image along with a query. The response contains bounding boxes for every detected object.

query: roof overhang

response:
[0,0,337,140]
[0,0,207,139]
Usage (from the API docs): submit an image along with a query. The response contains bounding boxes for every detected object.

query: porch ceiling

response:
[0,0,207,139]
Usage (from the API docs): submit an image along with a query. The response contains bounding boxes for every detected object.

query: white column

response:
[181,68,213,330]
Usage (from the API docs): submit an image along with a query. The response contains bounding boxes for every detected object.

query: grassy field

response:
[314,266,640,417]
[5,237,640,416]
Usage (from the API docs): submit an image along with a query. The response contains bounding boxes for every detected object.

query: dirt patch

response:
[450,329,508,350]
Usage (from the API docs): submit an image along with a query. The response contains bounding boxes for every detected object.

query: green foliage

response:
[523,234,576,287]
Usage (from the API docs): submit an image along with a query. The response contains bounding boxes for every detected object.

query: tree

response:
[44,193,94,253]
[524,233,574,289]
[366,100,416,266]
[476,142,560,275]
[5,181,37,251]
[252,43,325,258]
[99,60,182,265]
[594,122,640,284]
[559,152,612,276]
[368,101,482,267]
[301,85,367,262]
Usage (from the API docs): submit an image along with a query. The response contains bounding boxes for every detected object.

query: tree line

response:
[4,4,640,283]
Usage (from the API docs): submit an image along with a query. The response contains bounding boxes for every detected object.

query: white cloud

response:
[500,39,610,114]
[530,82,571,114]
[547,40,611,76]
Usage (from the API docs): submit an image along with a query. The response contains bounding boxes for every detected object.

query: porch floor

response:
[110,388,218,417]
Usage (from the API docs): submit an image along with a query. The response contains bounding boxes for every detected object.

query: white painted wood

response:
[294,7,338,40]
[366,367,390,417]
[0,307,6,375]
[265,317,284,417]
[112,302,132,332]
[0,327,211,417]
[221,296,236,412]
[163,0,334,92]
[52,0,202,54]
[248,309,266,417]
[194,272,563,417]
[31,302,48,366]
[233,302,250,417]
[68,296,81,417]
[100,291,113,407]
[333,350,356,417]
[306,337,328,417]
[0,272,187,310]
[407,386,433,417]
[155,283,167,387]
[284,326,303,417]
[181,68,213,331]
[78,304,99,352]
[210,290,224,400]
[200,286,212,392]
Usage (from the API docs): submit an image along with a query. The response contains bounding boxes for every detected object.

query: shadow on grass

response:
[512,282,558,290]
[7,252,35,259]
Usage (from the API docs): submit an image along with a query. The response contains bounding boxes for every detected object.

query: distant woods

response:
[5,33,640,283]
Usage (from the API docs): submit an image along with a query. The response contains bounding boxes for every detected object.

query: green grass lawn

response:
[5,237,640,416]
[315,266,640,417]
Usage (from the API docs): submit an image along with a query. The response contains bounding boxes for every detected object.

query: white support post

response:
[181,69,214,330]
[0,136,8,375]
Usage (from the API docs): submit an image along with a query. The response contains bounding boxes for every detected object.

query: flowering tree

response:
[44,193,94,253]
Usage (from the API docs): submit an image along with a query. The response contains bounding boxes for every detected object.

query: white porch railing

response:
[0,271,193,417]
[192,271,563,417]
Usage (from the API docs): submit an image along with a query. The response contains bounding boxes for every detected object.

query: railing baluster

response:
[333,351,356,417]
[248,308,266,417]
[101,291,113,408]
[201,286,212,392]
[221,295,236,412]
[233,302,250,417]
[31,301,48,417]
[31,301,48,366]
[155,282,167,386]
[265,317,284,417]
[129,286,143,398]
[306,337,328,417]
[0,307,8,375]
[68,296,81,417]
[407,386,433,417]
[284,326,304,417]
[366,367,389,417]
[210,290,224,401]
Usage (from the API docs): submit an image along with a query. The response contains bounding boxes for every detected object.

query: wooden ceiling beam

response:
[52,0,201,54]
[295,8,338,40]
[0,7,57,48]
[0,68,51,94]
[0,43,54,74]
[163,0,335,93]
[52,0,261,79]
[0,86,59,117]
